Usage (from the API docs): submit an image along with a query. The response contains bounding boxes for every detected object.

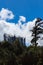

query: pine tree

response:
[31,18,42,47]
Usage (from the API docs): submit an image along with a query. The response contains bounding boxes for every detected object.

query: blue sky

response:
[0,0,43,22]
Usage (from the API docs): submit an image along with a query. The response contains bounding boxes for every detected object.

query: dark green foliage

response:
[0,39,43,65]
[0,38,26,65]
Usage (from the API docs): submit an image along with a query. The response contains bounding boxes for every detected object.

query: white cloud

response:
[0,8,43,46]
[0,8,14,20]
[18,16,26,25]
[0,18,37,46]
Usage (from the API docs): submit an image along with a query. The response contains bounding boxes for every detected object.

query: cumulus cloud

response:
[18,16,26,26]
[0,17,37,46]
[0,8,43,46]
[0,8,14,20]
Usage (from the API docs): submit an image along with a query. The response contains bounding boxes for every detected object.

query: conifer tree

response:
[31,18,42,47]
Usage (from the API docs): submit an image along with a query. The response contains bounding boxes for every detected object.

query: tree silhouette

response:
[31,18,42,47]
